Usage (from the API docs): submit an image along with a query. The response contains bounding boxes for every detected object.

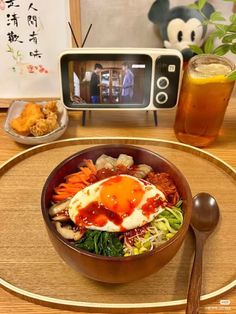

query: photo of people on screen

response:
[121,62,134,103]
[69,59,145,106]
[90,63,103,104]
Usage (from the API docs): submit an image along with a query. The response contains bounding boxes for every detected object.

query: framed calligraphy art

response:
[0,0,81,107]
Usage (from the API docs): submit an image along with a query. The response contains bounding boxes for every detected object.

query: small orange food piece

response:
[43,101,58,113]
[10,103,44,136]
[30,114,59,136]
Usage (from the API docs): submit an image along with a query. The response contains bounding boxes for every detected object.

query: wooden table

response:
[0,102,235,314]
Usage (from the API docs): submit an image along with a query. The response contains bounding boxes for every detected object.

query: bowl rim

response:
[41,144,192,261]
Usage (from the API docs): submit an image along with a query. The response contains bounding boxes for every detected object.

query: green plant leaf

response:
[204,36,215,53]
[215,24,228,33]
[228,24,236,32]
[213,44,231,55]
[198,0,207,10]
[189,45,204,54]
[210,11,226,22]
[222,33,236,43]
[188,3,199,10]
[230,14,236,23]
[230,43,236,53]
[227,70,236,81]
[213,29,227,39]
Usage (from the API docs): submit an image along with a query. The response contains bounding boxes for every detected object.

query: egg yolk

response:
[100,175,144,217]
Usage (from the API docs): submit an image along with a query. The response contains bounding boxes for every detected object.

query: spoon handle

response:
[186,233,205,314]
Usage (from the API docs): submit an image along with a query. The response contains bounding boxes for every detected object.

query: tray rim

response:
[0,136,235,312]
[1,278,235,313]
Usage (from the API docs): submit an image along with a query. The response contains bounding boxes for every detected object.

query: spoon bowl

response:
[191,192,220,233]
[186,192,220,314]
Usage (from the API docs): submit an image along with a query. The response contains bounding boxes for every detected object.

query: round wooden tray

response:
[0,137,235,313]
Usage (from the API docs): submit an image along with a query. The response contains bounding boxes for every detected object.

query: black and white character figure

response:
[148,0,215,60]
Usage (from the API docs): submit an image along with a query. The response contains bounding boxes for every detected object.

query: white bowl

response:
[4,100,68,145]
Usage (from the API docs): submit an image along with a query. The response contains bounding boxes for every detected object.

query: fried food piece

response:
[43,101,58,116]
[10,103,44,136]
[10,101,60,137]
[30,112,59,136]
[29,119,49,136]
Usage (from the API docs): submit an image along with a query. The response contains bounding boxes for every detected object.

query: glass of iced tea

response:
[174,55,235,147]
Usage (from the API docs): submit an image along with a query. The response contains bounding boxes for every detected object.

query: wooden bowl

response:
[41,144,192,283]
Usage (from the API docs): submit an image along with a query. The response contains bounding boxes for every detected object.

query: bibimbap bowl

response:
[41,145,192,283]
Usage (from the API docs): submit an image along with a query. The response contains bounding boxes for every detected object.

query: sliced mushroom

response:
[54,222,83,241]
[95,154,117,170]
[49,199,71,216]
[116,154,134,168]
[52,213,70,222]
[133,164,153,179]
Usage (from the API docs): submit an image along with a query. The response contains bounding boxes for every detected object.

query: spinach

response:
[74,230,124,257]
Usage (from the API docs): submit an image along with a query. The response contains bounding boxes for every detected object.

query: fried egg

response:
[69,174,166,232]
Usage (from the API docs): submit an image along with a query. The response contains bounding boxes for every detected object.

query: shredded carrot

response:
[55,187,83,193]
[57,183,85,189]
[84,159,97,174]
[66,175,89,185]
[52,194,72,202]
[52,159,97,202]
[80,167,92,176]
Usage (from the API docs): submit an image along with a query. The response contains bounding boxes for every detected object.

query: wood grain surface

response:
[0,101,236,313]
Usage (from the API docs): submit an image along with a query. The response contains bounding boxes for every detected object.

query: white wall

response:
[80,0,234,54]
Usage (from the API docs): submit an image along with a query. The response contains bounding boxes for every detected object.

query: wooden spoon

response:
[186,193,220,314]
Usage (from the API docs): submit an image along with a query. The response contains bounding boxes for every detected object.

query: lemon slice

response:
[190,63,232,84]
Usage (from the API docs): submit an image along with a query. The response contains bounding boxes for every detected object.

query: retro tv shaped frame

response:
[60,48,183,125]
